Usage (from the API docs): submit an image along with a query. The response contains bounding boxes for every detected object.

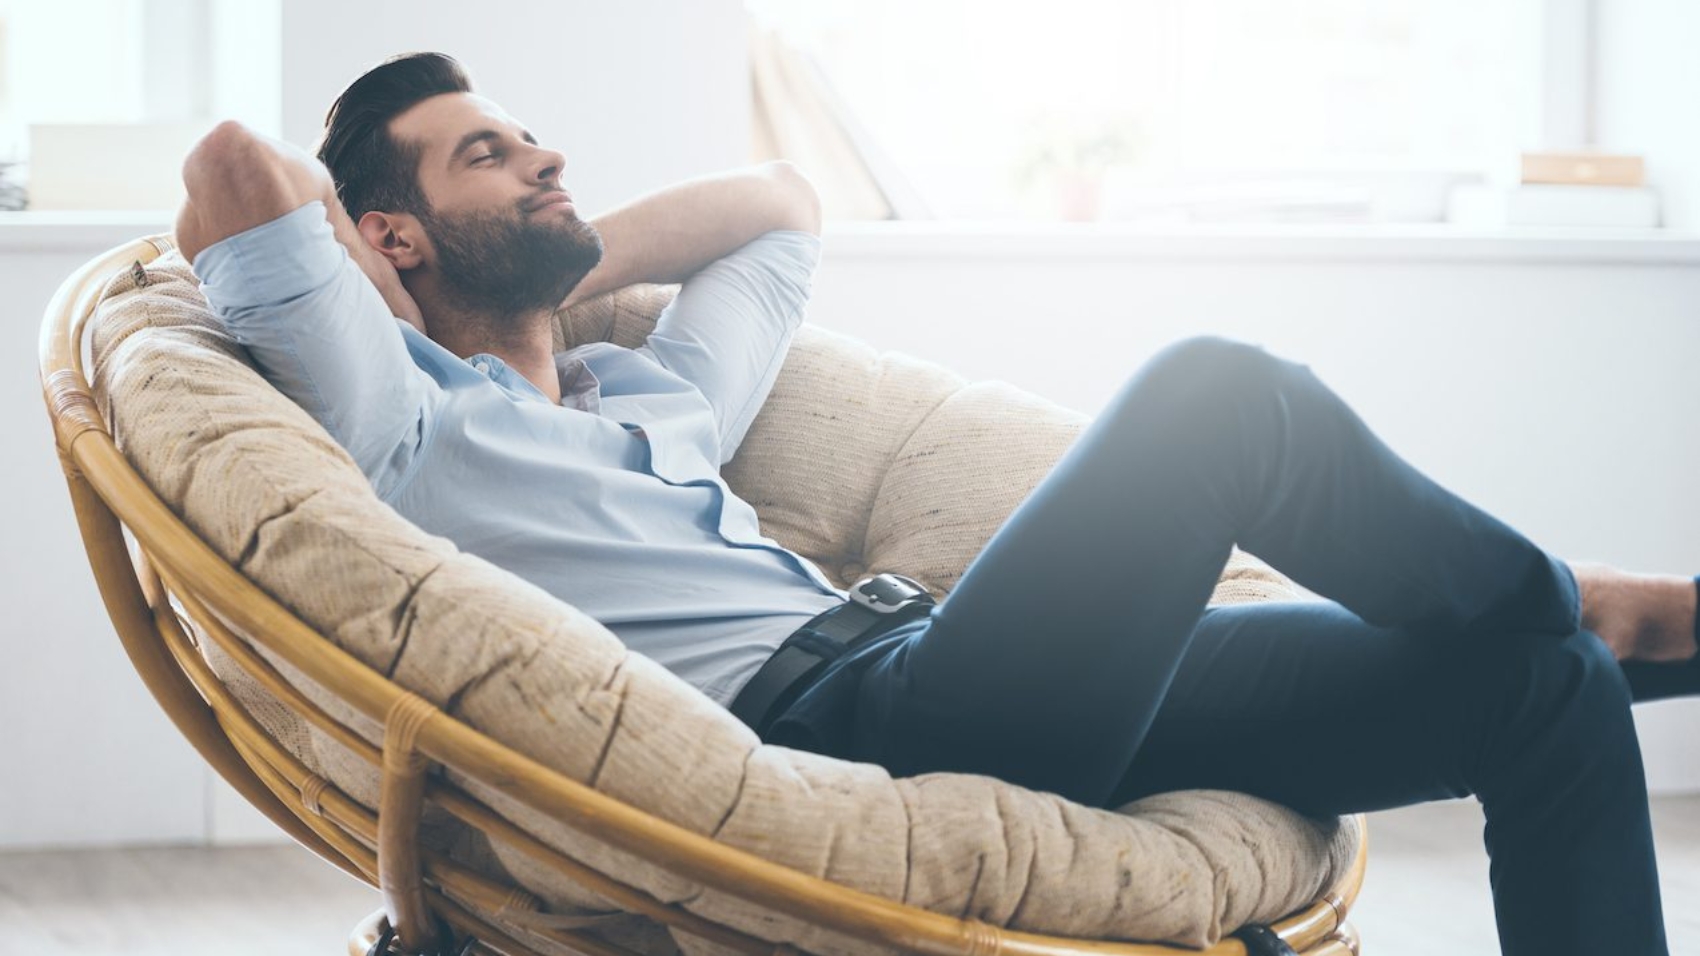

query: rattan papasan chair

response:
[41,235,1366,956]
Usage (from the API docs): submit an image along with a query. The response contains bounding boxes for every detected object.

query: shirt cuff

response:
[193,200,345,314]
[751,228,822,264]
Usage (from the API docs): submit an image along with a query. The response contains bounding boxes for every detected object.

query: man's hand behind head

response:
[177,121,423,328]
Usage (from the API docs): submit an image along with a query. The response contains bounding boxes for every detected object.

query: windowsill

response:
[4,210,1698,265]
[823,220,1700,265]
[0,210,175,252]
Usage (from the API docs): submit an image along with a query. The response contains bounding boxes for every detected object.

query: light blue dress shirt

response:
[195,201,846,706]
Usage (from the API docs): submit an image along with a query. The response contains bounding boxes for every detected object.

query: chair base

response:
[348,909,384,956]
[350,908,1365,956]
[348,909,483,956]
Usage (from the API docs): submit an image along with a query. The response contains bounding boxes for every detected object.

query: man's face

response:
[389,92,603,318]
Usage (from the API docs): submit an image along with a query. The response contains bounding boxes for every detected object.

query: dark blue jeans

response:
[763,335,1698,956]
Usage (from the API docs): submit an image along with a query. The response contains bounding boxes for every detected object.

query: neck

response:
[421,296,562,404]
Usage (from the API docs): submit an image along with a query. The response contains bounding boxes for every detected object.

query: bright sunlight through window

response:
[747,0,1543,223]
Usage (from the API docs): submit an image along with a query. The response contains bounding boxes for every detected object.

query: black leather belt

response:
[730,573,935,735]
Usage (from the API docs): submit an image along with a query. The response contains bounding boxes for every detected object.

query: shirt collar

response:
[467,352,554,405]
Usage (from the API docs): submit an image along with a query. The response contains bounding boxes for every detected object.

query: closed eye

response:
[470,151,500,167]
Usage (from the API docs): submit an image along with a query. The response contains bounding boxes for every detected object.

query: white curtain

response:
[749,20,927,220]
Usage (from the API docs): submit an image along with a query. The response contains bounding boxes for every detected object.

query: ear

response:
[356,210,427,271]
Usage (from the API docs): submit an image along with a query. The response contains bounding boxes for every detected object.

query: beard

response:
[418,198,604,323]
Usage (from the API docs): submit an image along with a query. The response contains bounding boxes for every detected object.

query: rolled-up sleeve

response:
[194,200,433,496]
[636,229,820,463]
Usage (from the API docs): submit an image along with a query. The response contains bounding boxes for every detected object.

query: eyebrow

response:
[447,127,540,166]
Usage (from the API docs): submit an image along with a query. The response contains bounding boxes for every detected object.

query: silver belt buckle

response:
[849,573,933,614]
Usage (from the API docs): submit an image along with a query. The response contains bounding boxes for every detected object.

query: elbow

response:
[177,120,333,263]
[182,121,265,196]
[764,160,823,236]
[184,120,330,202]
[178,122,268,262]
[196,119,260,158]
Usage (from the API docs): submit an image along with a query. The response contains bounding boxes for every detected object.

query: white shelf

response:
[0,211,174,252]
[6,213,1697,265]
[823,220,1700,265]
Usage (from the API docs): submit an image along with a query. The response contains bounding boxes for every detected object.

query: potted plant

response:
[1015,111,1145,221]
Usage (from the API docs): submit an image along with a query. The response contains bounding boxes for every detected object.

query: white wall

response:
[1,218,207,851]
[280,0,750,211]
[1597,0,1700,229]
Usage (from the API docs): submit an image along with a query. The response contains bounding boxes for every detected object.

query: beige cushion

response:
[92,253,1356,955]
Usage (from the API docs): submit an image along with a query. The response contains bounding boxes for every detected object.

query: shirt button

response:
[474,361,491,374]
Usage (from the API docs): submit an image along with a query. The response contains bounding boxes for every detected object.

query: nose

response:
[529,143,566,185]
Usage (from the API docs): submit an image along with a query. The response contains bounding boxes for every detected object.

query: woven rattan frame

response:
[40,235,1368,956]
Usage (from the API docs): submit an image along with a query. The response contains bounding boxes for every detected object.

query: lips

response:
[527,190,574,212]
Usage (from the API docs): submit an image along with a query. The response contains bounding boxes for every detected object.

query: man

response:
[177,52,1699,956]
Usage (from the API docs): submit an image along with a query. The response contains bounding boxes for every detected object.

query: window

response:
[748,0,1556,222]
[0,0,279,211]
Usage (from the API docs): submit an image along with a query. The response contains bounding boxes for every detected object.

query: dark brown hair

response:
[317,52,472,219]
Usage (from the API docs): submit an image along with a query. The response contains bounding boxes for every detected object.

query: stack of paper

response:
[1447,151,1661,228]
[1447,183,1660,228]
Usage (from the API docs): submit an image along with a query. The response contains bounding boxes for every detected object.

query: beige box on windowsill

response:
[1521,151,1646,187]
[27,122,214,211]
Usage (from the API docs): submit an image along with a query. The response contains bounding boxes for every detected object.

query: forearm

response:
[563,161,821,308]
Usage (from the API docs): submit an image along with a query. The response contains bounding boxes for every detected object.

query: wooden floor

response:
[3,796,1700,955]
[1350,795,1700,954]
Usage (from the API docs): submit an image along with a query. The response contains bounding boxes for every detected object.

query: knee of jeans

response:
[1468,629,1638,792]
[1123,335,1287,413]
[1150,334,1273,373]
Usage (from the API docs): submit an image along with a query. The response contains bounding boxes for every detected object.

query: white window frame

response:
[141,0,281,135]
[1540,0,1597,148]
